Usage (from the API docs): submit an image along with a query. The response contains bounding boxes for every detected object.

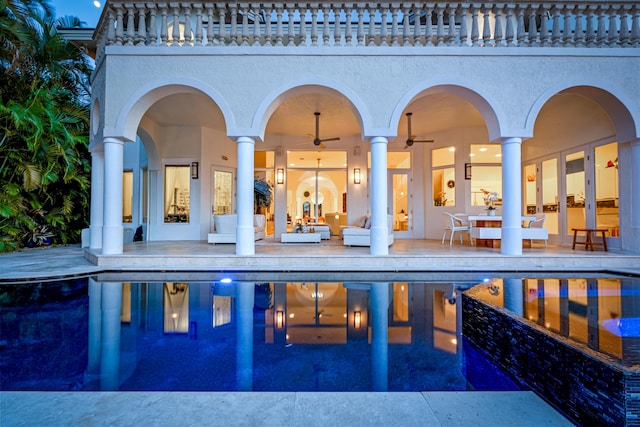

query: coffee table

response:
[281,232,322,243]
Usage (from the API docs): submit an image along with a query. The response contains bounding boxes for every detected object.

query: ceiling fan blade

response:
[413,139,435,143]
[306,133,315,139]
[320,137,340,142]
[320,142,326,149]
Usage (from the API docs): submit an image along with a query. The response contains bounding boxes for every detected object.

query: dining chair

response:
[527,213,547,246]
[441,212,473,246]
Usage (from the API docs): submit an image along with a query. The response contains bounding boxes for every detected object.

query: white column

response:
[501,137,523,255]
[632,140,640,228]
[102,137,124,255]
[370,136,389,255]
[89,149,104,249]
[236,137,255,256]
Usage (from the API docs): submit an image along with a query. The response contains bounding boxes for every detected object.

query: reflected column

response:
[101,281,123,390]
[86,278,102,384]
[503,278,524,316]
[236,281,254,391]
[371,282,389,391]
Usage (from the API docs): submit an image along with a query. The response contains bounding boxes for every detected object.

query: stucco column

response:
[370,136,389,255]
[501,137,523,256]
[89,149,104,249]
[102,138,124,255]
[236,137,255,256]
[631,140,640,229]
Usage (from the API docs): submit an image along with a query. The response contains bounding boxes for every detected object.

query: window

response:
[594,142,619,236]
[432,147,455,206]
[164,165,191,223]
[470,145,502,207]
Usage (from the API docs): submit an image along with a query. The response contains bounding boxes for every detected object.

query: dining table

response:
[462,214,537,248]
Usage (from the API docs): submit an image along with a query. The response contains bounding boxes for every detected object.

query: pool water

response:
[0,277,520,392]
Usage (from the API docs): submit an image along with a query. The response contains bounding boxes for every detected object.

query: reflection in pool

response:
[1,277,519,392]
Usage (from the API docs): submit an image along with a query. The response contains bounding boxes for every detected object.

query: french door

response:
[388,170,411,238]
[210,167,235,229]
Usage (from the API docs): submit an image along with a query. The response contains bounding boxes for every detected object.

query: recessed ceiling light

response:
[448,147,455,152]
[479,147,488,152]
[93,1,101,7]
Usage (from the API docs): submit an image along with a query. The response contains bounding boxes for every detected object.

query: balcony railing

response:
[95,1,640,58]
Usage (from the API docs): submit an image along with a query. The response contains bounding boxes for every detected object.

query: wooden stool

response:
[572,228,608,251]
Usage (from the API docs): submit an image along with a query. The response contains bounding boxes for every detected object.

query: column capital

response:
[500,136,524,145]
[236,136,256,145]
[103,136,125,145]
[370,136,388,145]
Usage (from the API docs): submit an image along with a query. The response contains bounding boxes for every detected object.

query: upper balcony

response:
[94,1,640,60]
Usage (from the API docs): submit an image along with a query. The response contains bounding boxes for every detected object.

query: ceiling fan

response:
[304,112,340,149]
[404,112,434,149]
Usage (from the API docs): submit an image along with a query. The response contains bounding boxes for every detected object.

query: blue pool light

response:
[220,277,233,284]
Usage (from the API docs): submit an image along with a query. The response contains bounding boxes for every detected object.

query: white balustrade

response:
[95,1,640,58]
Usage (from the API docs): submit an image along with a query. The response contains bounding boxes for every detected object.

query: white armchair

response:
[207,214,265,244]
[342,215,394,247]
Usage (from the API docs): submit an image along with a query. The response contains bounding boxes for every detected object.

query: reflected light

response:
[354,311,362,328]
[276,311,284,328]
[172,313,178,319]
[289,313,295,318]
[93,0,101,7]
[451,338,457,345]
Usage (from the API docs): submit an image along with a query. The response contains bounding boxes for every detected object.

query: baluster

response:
[229,4,238,46]
[148,5,157,45]
[345,6,354,46]
[367,6,376,46]
[527,5,539,47]
[563,4,574,47]
[516,5,526,46]
[458,3,468,46]
[608,5,620,47]
[136,4,147,46]
[436,5,445,46]
[597,6,608,47]
[494,4,504,47]
[401,4,410,46]
[390,5,400,46]
[424,3,434,46]
[264,4,273,46]
[322,4,331,46]
[471,3,480,46]
[585,5,596,47]
[446,4,456,46]
[299,5,308,46]
[482,4,492,47]
[632,6,640,47]
[574,5,586,47]
[334,6,343,46]
[505,4,515,46]
[160,5,168,45]
[115,4,124,45]
[551,5,561,47]
[619,5,631,47]
[217,6,227,45]
[240,4,250,46]
[253,3,262,46]
[106,8,116,46]
[171,5,181,46]
[310,6,319,46]
[275,6,284,46]
[205,6,215,45]
[356,6,365,46]
[540,5,551,47]
[413,3,423,46]
[286,5,296,46]
[380,5,389,46]
[183,6,193,45]
[125,4,135,46]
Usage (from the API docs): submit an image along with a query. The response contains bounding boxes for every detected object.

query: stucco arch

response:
[526,82,640,143]
[110,77,235,142]
[392,79,504,142]
[250,77,371,141]
[135,126,161,171]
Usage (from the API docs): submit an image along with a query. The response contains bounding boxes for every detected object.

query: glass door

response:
[565,151,586,244]
[388,171,411,238]
[211,168,234,229]
[523,159,560,243]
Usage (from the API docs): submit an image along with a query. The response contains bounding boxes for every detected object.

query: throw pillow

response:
[364,215,372,229]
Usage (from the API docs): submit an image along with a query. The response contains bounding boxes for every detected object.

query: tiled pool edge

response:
[461,288,640,427]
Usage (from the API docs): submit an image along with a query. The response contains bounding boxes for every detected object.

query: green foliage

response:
[0,0,92,252]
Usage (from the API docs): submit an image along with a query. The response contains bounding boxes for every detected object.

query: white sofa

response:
[208,214,265,244]
[342,214,394,247]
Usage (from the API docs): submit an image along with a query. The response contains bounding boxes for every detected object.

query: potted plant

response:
[23,225,54,248]
[483,191,499,215]
[434,191,447,206]
[254,177,273,213]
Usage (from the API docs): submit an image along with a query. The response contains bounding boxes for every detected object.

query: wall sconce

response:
[191,162,199,179]
[465,163,472,180]
[354,311,361,329]
[354,168,361,184]
[276,168,284,185]
[276,311,284,328]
